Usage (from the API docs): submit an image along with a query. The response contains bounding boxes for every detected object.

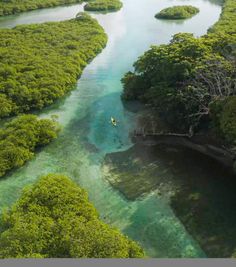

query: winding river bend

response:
[0,0,228,258]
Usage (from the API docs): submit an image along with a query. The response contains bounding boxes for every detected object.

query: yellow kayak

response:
[111,117,117,126]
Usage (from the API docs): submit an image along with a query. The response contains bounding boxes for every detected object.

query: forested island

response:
[0,174,144,258]
[0,14,107,119]
[122,0,236,171]
[0,0,83,16]
[84,0,122,12]
[155,5,199,20]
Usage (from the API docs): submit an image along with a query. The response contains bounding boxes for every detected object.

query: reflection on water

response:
[0,0,225,258]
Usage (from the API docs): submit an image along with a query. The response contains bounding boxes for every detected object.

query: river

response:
[0,0,230,258]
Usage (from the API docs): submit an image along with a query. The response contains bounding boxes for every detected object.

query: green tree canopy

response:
[155,5,199,20]
[0,115,59,177]
[84,0,122,12]
[0,14,107,119]
[0,0,83,16]
[0,174,144,258]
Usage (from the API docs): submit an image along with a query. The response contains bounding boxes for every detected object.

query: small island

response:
[155,5,199,20]
[84,0,123,12]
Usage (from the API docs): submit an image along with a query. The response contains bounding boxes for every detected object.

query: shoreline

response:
[132,132,236,174]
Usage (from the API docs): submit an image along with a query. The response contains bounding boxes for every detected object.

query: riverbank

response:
[133,132,236,172]
[131,111,236,173]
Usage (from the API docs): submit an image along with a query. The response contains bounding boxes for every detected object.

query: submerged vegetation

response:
[0,174,144,258]
[0,14,107,119]
[155,5,199,20]
[0,0,83,16]
[122,0,236,148]
[0,115,59,177]
[84,0,122,12]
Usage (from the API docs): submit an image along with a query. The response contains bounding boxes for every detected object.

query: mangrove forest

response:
[0,0,235,261]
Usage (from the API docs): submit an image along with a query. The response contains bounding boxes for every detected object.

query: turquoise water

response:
[0,0,222,257]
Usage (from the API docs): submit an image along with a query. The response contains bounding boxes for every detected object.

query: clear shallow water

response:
[0,0,222,257]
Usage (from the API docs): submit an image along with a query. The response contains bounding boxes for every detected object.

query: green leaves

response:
[0,174,144,258]
[0,0,83,16]
[155,5,199,20]
[0,16,107,119]
[209,0,236,37]
[84,0,123,12]
[0,115,59,177]
[210,97,236,145]
[122,33,213,131]
[0,94,14,117]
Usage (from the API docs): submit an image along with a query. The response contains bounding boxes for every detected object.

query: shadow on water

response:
[168,147,236,258]
[103,144,236,257]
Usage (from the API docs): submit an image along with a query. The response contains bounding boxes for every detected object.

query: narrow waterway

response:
[0,0,224,257]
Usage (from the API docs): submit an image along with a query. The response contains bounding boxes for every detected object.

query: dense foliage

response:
[0,14,107,118]
[0,174,144,258]
[122,0,236,146]
[209,0,236,35]
[155,5,199,20]
[84,0,122,12]
[0,0,83,16]
[210,96,236,144]
[0,115,59,177]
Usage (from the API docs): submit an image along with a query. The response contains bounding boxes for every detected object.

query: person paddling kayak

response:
[111,117,117,126]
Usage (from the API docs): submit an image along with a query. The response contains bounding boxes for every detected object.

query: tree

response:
[122,28,236,140]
